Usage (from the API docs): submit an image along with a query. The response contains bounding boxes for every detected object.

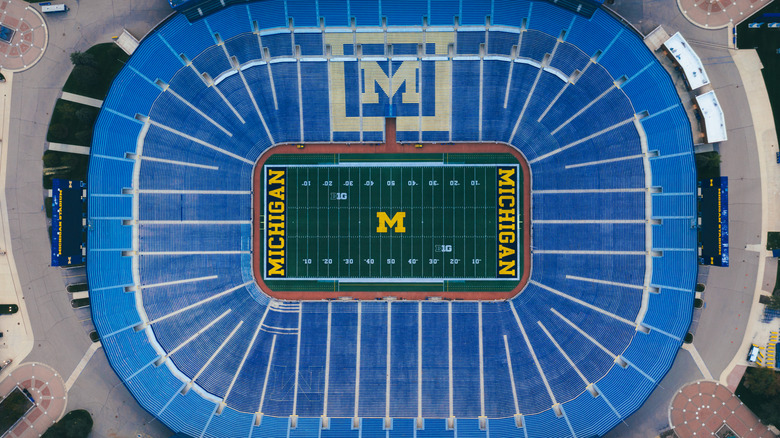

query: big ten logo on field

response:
[265,167,286,278]
[376,212,406,233]
[496,166,519,278]
[325,31,454,134]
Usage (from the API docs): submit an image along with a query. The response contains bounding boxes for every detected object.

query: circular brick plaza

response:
[0,0,46,71]
[669,380,776,438]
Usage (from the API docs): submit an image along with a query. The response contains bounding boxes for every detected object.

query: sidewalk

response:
[0,71,33,379]
[718,49,780,386]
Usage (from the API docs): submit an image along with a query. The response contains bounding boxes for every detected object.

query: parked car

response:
[0,358,12,371]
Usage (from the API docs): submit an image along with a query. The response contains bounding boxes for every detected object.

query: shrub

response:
[47,124,69,142]
[42,409,93,438]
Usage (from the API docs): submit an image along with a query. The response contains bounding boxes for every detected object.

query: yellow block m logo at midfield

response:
[376,212,406,233]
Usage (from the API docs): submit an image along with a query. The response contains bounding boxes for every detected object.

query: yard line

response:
[306,168,310,277]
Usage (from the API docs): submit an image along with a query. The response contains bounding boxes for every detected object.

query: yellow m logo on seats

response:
[362,62,420,104]
[376,212,406,233]
[326,31,454,133]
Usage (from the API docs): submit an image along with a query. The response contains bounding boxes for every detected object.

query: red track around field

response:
[252,119,532,300]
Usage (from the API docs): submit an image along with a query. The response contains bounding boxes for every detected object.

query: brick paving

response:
[0,362,66,438]
[0,0,47,71]
[677,0,772,29]
[669,380,777,437]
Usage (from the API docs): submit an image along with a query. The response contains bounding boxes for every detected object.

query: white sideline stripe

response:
[191,321,243,382]
[386,302,392,419]
[534,188,645,194]
[149,120,254,164]
[534,219,645,224]
[565,154,644,169]
[448,301,454,418]
[503,335,520,415]
[550,85,616,135]
[65,341,102,391]
[532,280,636,327]
[565,275,645,290]
[292,308,303,415]
[551,308,616,358]
[259,334,277,413]
[537,321,589,385]
[166,87,233,137]
[417,302,423,419]
[136,189,250,195]
[478,302,486,417]
[323,302,332,417]
[139,251,249,256]
[528,118,635,164]
[166,309,231,357]
[354,301,362,419]
[224,306,269,402]
[534,250,645,255]
[509,302,557,405]
[138,220,251,225]
[140,155,220,171]
[150,282,249,325]
[142,275,218,290]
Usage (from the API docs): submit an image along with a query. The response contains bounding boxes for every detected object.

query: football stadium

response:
[83,0,700,435]
[20,0,780,435]
[83,0,698,436]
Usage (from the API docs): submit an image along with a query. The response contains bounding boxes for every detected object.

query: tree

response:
[69,51,96,67]
[41,410,93,438]
[744,366,780,397]
[695,152,721,180]
[71,65,99,88]
[768,294,780,311]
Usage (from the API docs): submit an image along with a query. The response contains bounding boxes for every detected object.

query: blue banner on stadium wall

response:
[700,177,729,267]
[51,179,84,267]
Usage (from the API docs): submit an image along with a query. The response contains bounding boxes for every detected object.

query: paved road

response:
[5,0,172,436]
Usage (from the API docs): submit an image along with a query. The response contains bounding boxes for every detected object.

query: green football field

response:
[261,153,523,284]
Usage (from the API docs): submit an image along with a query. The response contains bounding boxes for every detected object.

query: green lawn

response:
[62,43,129,100]
[737,6,780,150]
[735,367,780,427]
[42,150,89,190]
[0,388,34,434]
[46,99,99,146]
